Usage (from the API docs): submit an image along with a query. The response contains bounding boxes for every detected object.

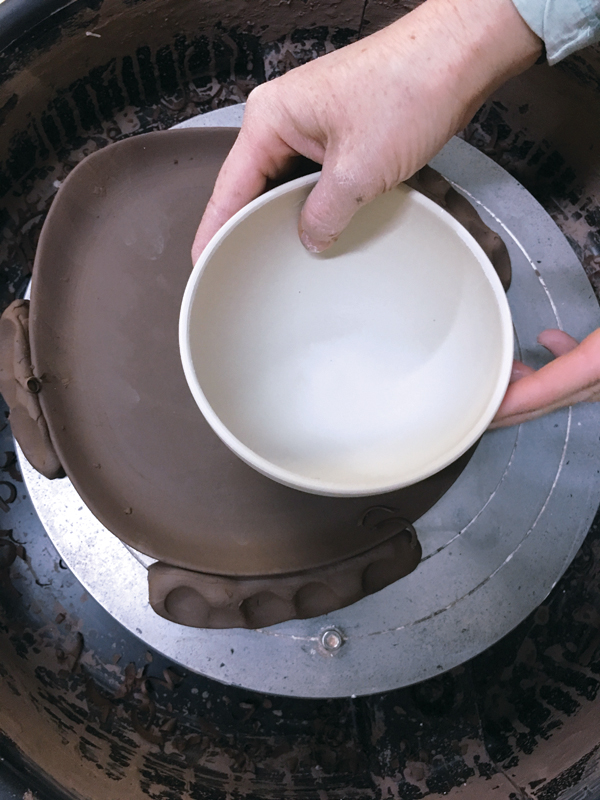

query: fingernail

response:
[299,229,328,253]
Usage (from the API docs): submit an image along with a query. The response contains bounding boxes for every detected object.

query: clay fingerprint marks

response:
[148,513,422,629]
[406,166,512,291]
[0,300,64,480]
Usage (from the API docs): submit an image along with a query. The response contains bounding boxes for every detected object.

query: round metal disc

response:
[19,104,600,697]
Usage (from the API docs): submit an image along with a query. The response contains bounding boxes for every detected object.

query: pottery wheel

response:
[19,104,600,697]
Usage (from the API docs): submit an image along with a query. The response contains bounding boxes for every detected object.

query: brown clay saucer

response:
[25,129,496,578]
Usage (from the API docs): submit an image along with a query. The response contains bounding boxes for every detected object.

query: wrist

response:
[444,0,543,87]
[385,0,542,126]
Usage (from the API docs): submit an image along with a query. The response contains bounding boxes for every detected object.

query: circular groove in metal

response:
[18,104,600,697]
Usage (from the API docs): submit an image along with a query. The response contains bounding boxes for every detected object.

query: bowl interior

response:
[181,174,513,496]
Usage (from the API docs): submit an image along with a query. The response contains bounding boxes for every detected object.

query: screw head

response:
[321,628,344,651]
[26,376,42,394]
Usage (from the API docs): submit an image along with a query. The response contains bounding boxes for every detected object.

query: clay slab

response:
[29,127,473,576]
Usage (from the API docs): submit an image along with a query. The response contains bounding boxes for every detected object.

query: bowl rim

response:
[179,171,514,497]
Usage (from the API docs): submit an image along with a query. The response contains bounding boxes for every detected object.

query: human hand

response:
[490,328,600,428]
[191,0,541,263]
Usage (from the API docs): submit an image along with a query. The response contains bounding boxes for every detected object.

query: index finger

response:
[490,328,600,428]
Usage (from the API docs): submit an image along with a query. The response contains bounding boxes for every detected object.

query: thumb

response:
[299,161,372,253]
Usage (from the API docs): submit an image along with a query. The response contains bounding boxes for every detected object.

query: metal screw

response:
[26,376,42,394]
[320,628,344,652]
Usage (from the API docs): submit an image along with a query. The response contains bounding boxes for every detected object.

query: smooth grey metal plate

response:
[19,104,600,697]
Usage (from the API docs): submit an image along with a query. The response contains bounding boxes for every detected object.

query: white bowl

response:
[180,172,513,497]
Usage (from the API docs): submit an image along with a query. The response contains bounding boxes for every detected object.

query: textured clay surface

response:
[150,518,421,628]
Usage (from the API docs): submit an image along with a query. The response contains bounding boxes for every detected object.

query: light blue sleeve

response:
[511,0,600,63]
